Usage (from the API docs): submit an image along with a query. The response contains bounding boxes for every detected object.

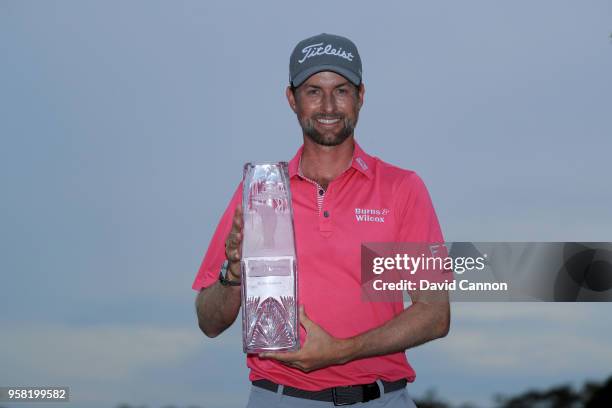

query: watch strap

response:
[219,260,241,286]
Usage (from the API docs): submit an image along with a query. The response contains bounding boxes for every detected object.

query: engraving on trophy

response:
[247,296,296,350]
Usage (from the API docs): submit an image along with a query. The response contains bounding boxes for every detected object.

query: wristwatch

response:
[218,260,241,286]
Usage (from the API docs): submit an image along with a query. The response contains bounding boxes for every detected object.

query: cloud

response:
[450,302,592,323]
[441,329,612,372]
[429,304,612,374]
[0,323,203,382]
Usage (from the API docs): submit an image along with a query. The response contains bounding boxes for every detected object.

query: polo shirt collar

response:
[288,145,303,178]
[288,140,374,180]
[350,141,374,179]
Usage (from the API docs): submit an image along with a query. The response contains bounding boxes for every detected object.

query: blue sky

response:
[1,1,611,407]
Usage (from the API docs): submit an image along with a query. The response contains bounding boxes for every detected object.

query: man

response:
[193,33,450,407]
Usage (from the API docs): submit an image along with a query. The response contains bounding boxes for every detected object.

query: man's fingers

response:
[225,238,240,260]
[227,248,241,262]
[232,205,243,231]
[299,306,314,331]
[260,351,299,362]
[225,206,244,260]
[226,206,244,252]
[227,231,242,247]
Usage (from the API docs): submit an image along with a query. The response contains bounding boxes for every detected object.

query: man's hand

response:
[258,291,449,370]
[224,205,243,280]
[259,306,352,373]
[195,205,244,338]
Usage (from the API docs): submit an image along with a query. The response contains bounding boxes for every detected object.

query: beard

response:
[299,114,357,147]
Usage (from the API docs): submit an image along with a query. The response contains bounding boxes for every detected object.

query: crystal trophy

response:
[241,162,299,353]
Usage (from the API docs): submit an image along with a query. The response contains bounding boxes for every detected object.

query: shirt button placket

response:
[319,186,333,235]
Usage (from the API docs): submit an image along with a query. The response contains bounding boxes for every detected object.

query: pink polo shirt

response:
[192,141,444,390]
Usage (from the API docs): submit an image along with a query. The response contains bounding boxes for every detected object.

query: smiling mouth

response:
[316,118,341,125]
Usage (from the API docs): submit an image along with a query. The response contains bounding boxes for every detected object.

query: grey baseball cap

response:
[289,33,362,87]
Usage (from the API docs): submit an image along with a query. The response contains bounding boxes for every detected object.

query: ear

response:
[286,86,297,113]
[357,83,365,109]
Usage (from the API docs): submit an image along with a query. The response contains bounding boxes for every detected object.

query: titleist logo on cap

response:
[298,42,354,64]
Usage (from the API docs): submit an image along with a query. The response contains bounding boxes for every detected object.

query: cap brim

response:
[291,65,361,87]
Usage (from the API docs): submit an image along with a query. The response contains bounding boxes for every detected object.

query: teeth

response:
[317,118,340,124]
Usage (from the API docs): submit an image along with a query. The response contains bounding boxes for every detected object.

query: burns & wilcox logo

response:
[355,208,390,223]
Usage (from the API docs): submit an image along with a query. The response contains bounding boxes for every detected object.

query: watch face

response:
[220,260,229,278]
[219,261,240,286]
[219,271,229,286]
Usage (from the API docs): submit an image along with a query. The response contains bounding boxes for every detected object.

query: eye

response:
[306,88,320,96]
[336,87,351,97]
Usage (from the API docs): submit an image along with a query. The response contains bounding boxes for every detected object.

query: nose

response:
[321,92,336,114]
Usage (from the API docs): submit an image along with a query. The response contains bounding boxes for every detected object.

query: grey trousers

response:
[245,381,418,407]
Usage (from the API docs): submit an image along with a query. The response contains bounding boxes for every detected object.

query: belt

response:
[252,378,407,406]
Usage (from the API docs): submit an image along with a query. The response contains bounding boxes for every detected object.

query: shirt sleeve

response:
[395,172,444,243]
[191,183,243,291]
[394,172,448,284]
